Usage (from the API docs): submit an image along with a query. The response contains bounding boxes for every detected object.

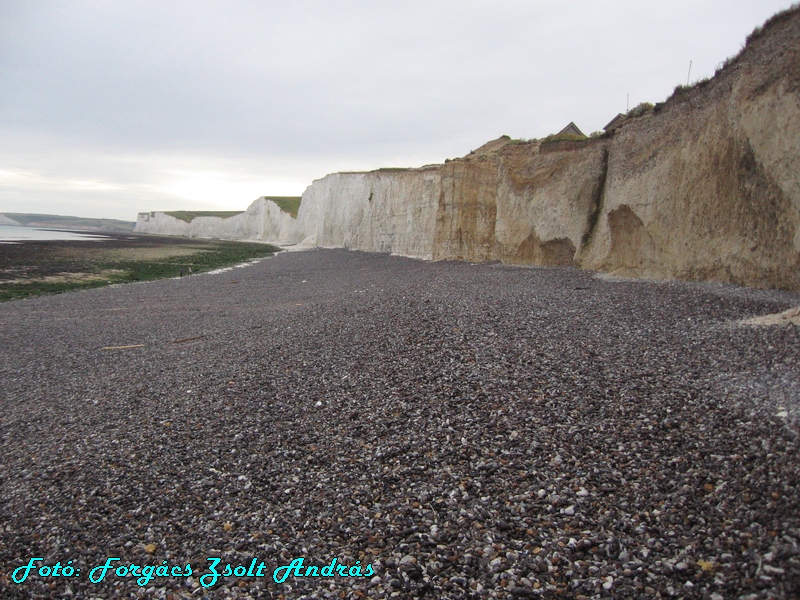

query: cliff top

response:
[263,196,302,219]
[613,3,800,131]
[163,210,244,223]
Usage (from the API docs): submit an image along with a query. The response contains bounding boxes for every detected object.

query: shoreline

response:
[0,233,281,302]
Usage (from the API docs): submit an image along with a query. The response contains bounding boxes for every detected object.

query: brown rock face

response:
[579,7,800,290]
[430,6,800,290]
[435,155,499,262]
[433,140,608,266]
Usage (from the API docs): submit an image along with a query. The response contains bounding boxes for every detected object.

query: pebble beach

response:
[1,248,799,599]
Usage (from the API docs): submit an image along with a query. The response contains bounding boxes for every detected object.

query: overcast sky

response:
[0,1,794,222]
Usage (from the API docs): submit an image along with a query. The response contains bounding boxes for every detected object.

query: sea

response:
[0,225,112,243]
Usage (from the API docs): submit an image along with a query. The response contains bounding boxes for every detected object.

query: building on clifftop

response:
[556,122,586,137]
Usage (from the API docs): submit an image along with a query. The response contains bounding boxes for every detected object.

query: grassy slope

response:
[162,197,302,223]
[264,197,302,219]
[163,211,244,223]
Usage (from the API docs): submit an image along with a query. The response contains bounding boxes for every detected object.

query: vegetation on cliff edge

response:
[163,211,244,223]
[265,197,302,219]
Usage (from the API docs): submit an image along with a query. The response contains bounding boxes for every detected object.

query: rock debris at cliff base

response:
[1,249,799,599]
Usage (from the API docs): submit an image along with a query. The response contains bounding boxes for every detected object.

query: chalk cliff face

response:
[136,212,190,236]
[296,168,440,258]
[291,138,609,267]
[136,198,301,244]
[136,7,800,291]
[295,6,800,290]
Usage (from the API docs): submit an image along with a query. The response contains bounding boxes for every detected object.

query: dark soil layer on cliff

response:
[0,234,279,302]
[1,249,799,599]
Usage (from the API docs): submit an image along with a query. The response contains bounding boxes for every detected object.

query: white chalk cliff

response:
[136,7,800,291]
[136,198,301,245]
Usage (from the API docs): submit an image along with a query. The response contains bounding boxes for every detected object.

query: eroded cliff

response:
[434,138,609,265]
[580,7,800,290]
[295,5,800,290]
[136,6,800,291]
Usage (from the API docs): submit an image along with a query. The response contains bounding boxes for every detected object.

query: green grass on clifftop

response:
[265,197,302,219]
[163,211,244,223]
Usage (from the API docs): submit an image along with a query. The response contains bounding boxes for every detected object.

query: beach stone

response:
[0,248,798,599]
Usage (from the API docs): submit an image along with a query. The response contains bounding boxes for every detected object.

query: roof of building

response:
[603,113,627,132]
[557,122,586,137]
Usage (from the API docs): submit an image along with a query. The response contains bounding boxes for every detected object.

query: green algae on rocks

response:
[0,234,280,302]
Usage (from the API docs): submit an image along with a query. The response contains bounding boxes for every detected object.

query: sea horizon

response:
[0,224,112,243]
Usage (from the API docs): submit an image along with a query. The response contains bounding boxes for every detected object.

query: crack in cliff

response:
[579,145,610,254]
